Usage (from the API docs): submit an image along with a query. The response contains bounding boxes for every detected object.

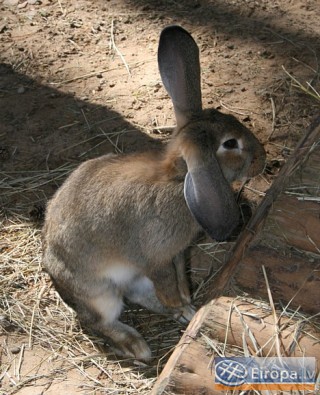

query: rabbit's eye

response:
[222,138,239,149]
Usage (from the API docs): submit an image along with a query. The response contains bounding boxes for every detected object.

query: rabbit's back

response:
[43,153,199,277]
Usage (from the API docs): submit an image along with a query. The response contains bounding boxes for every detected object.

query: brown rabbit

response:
[42,25,265,360]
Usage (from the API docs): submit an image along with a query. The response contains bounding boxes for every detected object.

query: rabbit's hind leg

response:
[125,275,168,314]
[80,289,151,361]
[125,275,195,324]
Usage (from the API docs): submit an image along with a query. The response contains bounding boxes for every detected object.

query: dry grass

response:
[0,207,232,394]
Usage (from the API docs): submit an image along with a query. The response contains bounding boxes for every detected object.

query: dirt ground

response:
[0,0,319,394]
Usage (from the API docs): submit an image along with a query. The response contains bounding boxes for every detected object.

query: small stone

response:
[40,9,49,17]
[17,1,28,8]
[26,10,37,19]
[123,16,131,24]
[11,347,21,355]
[70,21,82,28]
[153,83,161,93]
[17,86,25,94]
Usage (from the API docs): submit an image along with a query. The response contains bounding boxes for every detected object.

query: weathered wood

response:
[235,247,320,314]
[204,297,320,358]
[151,304,212,395]
[152,341,219,395]
[259,196,320,254]
[151,297,320,394]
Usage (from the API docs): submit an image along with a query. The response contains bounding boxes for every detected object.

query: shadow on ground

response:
[0,63,163,216]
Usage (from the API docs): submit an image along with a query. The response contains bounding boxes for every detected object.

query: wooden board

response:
[236,246,320,314]
[152,116,320,394]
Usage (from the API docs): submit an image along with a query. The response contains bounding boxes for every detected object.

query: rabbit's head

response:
[158,25,266,241]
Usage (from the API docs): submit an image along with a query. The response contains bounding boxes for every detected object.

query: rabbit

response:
[42,25,266,361]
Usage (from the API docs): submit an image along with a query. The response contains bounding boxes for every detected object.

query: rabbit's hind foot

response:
[106,321,152,361]
[87,292,152,361]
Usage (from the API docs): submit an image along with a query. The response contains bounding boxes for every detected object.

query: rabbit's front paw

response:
[173,304,196,324]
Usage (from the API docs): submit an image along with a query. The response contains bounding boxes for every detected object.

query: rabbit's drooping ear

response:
[184,156,240,241]
[158,25,202,128]
[159,25,241,240]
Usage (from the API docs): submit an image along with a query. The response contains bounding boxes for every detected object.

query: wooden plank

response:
[235,247,320,314]
[259,196,320,254]
[205,297,320,358]
[151,304,212,395]
[152,341,218,395]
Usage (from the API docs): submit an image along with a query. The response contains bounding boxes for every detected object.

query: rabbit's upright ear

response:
[158,26,202,128]
[184,155,240,241]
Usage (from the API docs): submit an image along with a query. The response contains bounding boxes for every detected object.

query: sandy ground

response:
[0,0,319,393]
